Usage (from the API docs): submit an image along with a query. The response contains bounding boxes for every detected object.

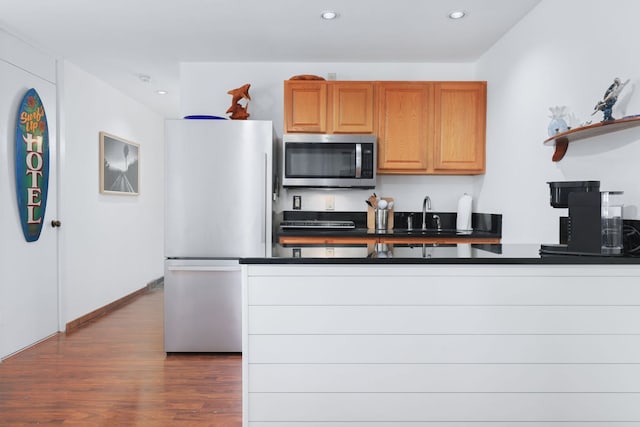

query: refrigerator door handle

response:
[167,266,242,272]
[262,152,267,245]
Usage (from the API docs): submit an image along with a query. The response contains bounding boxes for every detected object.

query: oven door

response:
[285,142,358,177]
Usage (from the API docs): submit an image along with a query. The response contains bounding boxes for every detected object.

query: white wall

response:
[477,0,640,243]
[180,62,483,215]
[59,61,165,325]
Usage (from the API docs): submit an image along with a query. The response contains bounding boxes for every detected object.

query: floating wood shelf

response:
[543,115,640,161]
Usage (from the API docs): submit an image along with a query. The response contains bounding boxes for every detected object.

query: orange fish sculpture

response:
[226,83,251,120]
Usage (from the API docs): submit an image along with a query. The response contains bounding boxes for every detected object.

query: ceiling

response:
[0,0,541,118]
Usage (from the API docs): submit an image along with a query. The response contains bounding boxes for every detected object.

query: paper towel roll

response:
[456,193,472,232]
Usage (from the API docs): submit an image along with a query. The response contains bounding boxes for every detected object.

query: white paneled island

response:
[241,244,640,426]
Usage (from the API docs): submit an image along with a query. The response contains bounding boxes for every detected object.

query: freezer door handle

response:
[167,266,242,272]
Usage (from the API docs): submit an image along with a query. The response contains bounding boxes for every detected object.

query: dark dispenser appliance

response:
[541,181,625,256]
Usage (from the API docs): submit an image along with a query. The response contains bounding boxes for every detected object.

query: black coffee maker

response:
[540,181,624,256]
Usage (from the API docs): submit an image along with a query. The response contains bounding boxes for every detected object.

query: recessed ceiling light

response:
[448,10,466,19]
[156,90,168,95]
[321,10,338,20]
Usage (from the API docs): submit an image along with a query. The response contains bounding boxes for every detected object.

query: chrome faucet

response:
[433,214,442,231]
[422,196,431,230]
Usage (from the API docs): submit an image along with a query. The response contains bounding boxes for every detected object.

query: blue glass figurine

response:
[592,78,629,122]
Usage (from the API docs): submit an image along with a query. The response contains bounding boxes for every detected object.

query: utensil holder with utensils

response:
[367,197,394,231]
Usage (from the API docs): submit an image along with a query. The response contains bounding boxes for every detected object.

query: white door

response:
[0,60,59,359]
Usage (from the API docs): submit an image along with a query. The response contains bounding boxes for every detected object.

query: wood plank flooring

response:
[0,287,242,426]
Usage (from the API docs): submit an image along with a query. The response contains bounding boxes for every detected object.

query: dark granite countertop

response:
[241,243,640,265]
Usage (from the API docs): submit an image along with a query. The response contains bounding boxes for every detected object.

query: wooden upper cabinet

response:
[377,81,486,175]
[376,82,434,173]
[329,82,375,133]
[284,80,374,134]
[284,81,327,133]
[433,82,486,174]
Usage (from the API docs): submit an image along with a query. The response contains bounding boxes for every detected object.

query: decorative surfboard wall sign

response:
[15,88,49,242]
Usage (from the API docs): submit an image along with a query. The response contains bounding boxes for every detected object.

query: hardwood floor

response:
[0,287,242,426]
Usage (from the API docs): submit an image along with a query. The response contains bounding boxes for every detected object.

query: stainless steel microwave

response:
[282,134,377,188]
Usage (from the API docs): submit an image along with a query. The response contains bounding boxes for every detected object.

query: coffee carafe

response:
[601,191,624,255]
[541,181,625,256]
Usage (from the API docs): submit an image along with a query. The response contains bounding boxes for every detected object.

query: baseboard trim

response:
[1,331,59,363]
[65,277,164,334]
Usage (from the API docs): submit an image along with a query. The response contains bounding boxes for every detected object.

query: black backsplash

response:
[281,210,502,234]
[393,212,501,233]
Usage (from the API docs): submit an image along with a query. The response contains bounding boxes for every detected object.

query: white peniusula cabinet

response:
[242,264,640,426]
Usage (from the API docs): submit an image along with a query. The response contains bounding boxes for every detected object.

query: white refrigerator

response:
[164,119,275,352]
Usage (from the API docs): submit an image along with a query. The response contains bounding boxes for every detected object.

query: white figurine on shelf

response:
[548,105,569,136]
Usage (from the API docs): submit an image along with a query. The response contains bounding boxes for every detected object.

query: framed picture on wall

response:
[99,132,139,195]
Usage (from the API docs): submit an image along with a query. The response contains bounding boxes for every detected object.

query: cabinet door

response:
[376,82,433,173]
[329,82,375,133]
[433,82,486,174]
[284,81,327,133]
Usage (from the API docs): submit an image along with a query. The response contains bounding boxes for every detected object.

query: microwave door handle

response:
[355,144,362,178]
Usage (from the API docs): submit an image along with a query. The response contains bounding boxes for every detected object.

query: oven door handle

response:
[355,143,362,178]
